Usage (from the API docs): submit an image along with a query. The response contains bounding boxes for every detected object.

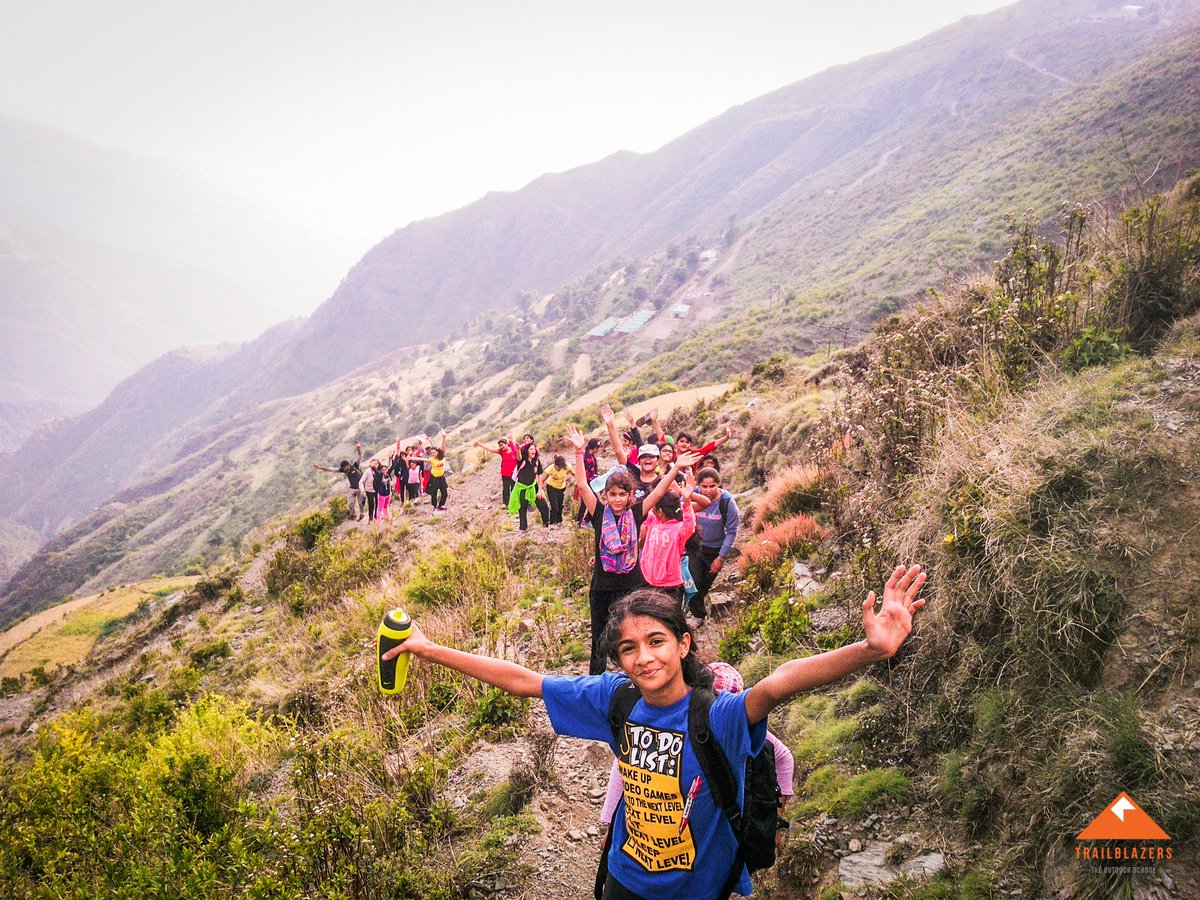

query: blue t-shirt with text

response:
[542,673,767,899]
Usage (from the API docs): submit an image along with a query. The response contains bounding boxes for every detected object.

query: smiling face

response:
[614,614,689,699]
[604,483,631,514]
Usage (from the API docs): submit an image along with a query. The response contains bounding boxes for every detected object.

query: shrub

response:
[189,639,231,667]
[754,464,828,529]
[469,687,529,737]
[1060,326,1130,371]
[295,508,337,551]
[266,529,391,614]
[738,514,826,579]
[758,592,812,654]
[404,535,506,611]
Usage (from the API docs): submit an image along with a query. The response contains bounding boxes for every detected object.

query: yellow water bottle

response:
[377,608,413,694]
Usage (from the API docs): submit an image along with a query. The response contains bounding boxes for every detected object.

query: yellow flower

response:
[944,533,956,544]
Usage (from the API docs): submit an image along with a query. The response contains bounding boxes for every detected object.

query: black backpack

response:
[596,681,781,900]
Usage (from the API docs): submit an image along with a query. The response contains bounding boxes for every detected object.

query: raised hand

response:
[623,408,636,426]
[600,405,615,425]
[863,565,927,659]
[675,451,700,471]
[565,425,587,451]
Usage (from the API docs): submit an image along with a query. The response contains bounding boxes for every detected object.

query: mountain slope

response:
[261,0,1198,399]
[1,186,1196,896]
[3,0,1200,622]
[0,218,263,445]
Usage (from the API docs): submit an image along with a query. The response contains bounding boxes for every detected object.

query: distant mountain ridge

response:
[3,0,1199,623]
[261,0,1200,398]
[0,117,336,449]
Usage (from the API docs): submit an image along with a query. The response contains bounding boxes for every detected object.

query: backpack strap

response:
[687,689,746,900]
[599,681,642,899]
[608,680,643,752]
[718,494,730,525]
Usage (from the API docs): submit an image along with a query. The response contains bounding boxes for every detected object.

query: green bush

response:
[469,687,529,736]
[758,592,812,654]
[1061,326,1130,371]
[190,639,231,667]
[266,529,390,615]
[295,508,337,551]
[404,534,506,613]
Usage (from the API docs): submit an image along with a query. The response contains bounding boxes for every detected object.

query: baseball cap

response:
[639,444,660,458]
[590,465,626,494]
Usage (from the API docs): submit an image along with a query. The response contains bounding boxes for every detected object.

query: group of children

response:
[314,432,450,527]
[556,405,739,676]
[473,408,741,659]
[339,406,929,899]
[472,433,576,530]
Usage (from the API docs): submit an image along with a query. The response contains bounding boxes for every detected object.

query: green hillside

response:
[2,176,1196,898]
[5,0,1200,633]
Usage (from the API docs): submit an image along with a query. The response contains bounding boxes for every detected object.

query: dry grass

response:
[752,463,828,532]
[738,513,828,576]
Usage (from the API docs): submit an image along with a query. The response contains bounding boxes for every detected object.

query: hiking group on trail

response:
[314,432,449,528]
[321,405,927,899]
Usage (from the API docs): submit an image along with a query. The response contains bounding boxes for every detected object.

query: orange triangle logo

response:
[1077,793,1170,840]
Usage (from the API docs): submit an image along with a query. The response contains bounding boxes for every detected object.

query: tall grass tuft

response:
[738,513,827,581]
[753,463,828,531]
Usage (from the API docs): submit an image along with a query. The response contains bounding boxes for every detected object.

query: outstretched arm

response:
[603,405,628,466]
[473,442,503,456]
[744,565,927,724]
[641,452,698,517]
[382,622,544,698]
[566,425,598,515]
[650,408,665,443]
[694,425,733,457]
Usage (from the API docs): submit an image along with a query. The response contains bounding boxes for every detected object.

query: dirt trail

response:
[845,144,903,193]
[1006,48,1076,86]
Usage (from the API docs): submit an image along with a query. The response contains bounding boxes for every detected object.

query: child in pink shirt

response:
[638,467,698,600]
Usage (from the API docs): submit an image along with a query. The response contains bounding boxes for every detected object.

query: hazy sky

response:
[1,0,1013,312]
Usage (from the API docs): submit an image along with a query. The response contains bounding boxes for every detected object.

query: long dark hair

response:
[603,590,713,690]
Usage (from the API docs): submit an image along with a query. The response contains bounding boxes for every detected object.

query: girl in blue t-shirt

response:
[383,567,927,900]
